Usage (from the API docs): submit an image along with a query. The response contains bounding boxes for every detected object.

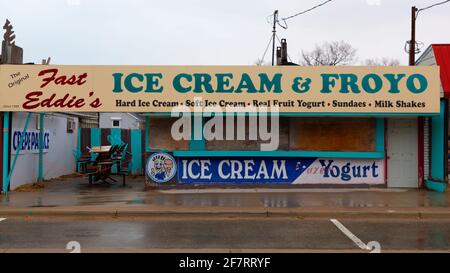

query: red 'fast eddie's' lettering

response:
[22,69,102,110]
[23,68,102,110]
[22,91,86,110]
[22,91,102,110]
[38,68,88,88]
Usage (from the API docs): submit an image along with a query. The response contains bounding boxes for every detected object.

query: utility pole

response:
[409,6,418,66]
[271,10,278,66]
[38,113,44,183]
[409,6,421,187]
[37,58,50,183]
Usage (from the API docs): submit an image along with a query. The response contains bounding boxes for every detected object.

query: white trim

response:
[127,113,144,121]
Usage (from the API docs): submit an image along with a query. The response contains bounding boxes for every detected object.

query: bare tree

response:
[300,41,357,66]
[254,58,270,66]
[364,58,400,66]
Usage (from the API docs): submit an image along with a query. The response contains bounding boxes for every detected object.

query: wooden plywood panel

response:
[100,128,111,146]
[206,117,289,151]
[80,128,91,154]
[121,129,131,169]
[148,117,189,150]
[289,118,376,152]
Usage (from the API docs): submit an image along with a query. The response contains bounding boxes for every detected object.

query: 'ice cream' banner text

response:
[0,65,440,113]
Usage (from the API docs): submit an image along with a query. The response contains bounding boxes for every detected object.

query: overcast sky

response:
[2,0,449,65]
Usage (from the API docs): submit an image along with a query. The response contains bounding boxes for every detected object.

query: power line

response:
[259,35,274,64]
[416,0,450,19]
[261,0,332,65]
[418,0,450,13]
[279,0,333,29]
[266,13,275,24]
[282,0,332,20]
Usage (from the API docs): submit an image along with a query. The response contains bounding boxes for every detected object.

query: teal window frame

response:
[145,114,385,159]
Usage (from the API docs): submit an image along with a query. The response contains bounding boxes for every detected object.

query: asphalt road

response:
[0,217,449,253]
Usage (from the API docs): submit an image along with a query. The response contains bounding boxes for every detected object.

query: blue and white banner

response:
[177,157,384,185]
[11,128,50,154]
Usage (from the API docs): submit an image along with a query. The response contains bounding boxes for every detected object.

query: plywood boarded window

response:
[205,116,289,151]
[148,117,189,150]
[147,116,377,152]
[289,118,376,152]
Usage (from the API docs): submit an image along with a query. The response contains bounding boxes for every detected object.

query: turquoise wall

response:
[431,100,446,180]
[78,128,143,175]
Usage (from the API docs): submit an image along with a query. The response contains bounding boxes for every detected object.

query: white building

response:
[7,112,80,189]
[99,113,144,130]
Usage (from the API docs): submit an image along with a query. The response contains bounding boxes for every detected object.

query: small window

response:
[66,118,75,133]
[112,120,120,128]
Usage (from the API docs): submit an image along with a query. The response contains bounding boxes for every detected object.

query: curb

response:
[1,206,450,219]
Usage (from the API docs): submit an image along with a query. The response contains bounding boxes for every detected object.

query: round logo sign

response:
[146,153,177,183]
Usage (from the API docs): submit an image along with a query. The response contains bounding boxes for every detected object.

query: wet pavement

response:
[0,175,450,210]
[1,176,450,252]
[0,217,449,252]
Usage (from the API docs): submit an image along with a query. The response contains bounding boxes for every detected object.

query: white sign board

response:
[11,128,50,154]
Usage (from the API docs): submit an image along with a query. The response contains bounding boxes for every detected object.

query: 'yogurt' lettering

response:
[319,159,379,182]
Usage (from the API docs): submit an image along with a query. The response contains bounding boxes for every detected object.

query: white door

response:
[387,118,418,188]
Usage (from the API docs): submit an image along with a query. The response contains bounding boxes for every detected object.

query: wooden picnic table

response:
[90,145,112,161]
[87,146,117,184]
[89,146,111,153]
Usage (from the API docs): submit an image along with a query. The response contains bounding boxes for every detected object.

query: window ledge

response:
[173,150,384,159]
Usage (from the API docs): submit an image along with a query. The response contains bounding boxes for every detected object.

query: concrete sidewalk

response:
[1,175,450,219]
